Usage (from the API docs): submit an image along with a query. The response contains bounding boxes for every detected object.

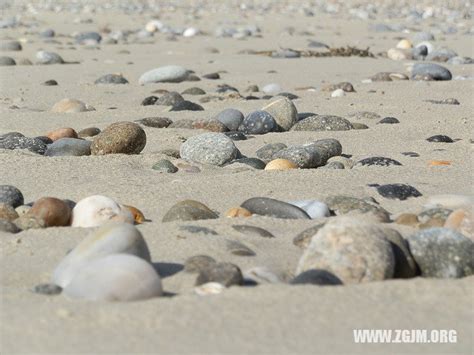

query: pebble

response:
[426,48,458,62]
[14,216,45,230]
[53,223,151,288]
[182,87,206,95]
[169,100,204,112]
[45,138,91,157]
[63,254,162,302]
[407,228,473,278]
[33,283,62,296]
[327,156,354,169]
[411,63,452,81]
[94,74,128,84]
[160,148,180,159]
[192,119,228,132]
[180,133,239,166]
[91,122,146,155]
[261,97,298,131]
[156,92,184,106]
[426,135,454,143]
[215,108,244,131]
[325,195,390,222]
[46,127,78,141]
[291,270,343,285]
[296,217,395,283]
[232,224,274,238]
[396,39,412,49]
[225,207,253,218]
[203,72,220,80]
[287,200,330,219]
[271,146,321,169]
[229,157,266,170]
[331,89,346,97]
[265,159,298,170]
[238,111,278,135]
[141,96,158,106]
[226,240,256,256]
[418,208,452,224]
[139,65,189,84]
[293,223,326,249]
[75,31,102,44]
[412,45,428,60]
[0,132,48,154]
[223,131,247,141]
[78,127,100,138]
[135,117,172,128]
[378,117,400,124]
[51,98,94,113]
[348,111,381,120]
[152,159,178,173]
[355,157,402,167]
[162,200,218,222]
[0,56,15,66]
[35,50,64,65]
[382,227,418,278]
[304,139,343,165]
[240,197,310,219]
[0,203,19,221]
[291,115,353,131]
[71,195,134,228]
[445,209,473,239]
[28,197,71,227]
[262,83,282,95]
[371,183,422,200]
[256,143,287,162]
[184,255,217,273]
[321,82,355,92]
[0,185,24,207]
[195,262,243,287]
[0,40,22,51]
[321,161,344,169]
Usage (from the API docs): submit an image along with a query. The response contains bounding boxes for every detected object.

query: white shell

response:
[71,195,134,228]
[287,200,330,219]
[52,223,151,288]
[331,89,345,97]
[194,282,225,296]
[64,254,162,302]
[183,27,199,37]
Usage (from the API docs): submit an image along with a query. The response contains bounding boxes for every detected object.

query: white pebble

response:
[288,200,330,219]
[262,83,282,95]
[194,282,225,296]
[331,89,346,97]
[183,27,199,37]
[71,195,133,228]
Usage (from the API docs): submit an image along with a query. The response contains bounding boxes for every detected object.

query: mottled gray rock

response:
[180,133,239,166]
[241,197,311,219]
[355,157,402,167]
[371,183,422,200]
[256,143,287,162]
[0,132,47,154]
[95,74,129,84]
[0,185,24,208]
[162,200,218,222]
[325,195,390,222]
[156,92,184,106]
[293,223,326,249]
[135,117,172,128]
[45,138,91,157]
[215,108,244,131]
[272,146,322,168]
[139,65,189,84]
[291,115,353,131]
[291,269,343,285]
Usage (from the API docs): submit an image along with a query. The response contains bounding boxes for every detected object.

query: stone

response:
[225,207,253,218]
[291,115,353,131]
[325,195,390,222]
[296,218,396,284]
[303,139,343,165]
[291,270,343,285]
[256,143,287,162]
[223,131,247,141]
[14,216,45,230]
[426,48,458,62]
[152,159,178,173]
[170,100,204,111]
[28,197,71,227]
[71,195,134,228]
[378,117,400,124]
[418,208,453,224]
[184,255,217,273]
[0,219,20,233]
[195,262,243,287]
[91,122,146,155]
[0,185,24,207]
[321,82,355,92]
[94,74,128,84]
[351,123,369,130]
[180,133,239,166]
[226,240,256,256]
[321,161,345,169]
[265,159,298,170]
[427,135,454,143]
[287,200,330,219]
[381,228,418,278]
[331,89,345,97]
[192,119,228,132]
[327,156,354,169]
[272,146,322,169]
[261,97,298,131]
[0,56,15,66]
[0,133,48,154]
[139,65,189,84]
[203,72,220,80]
[355,157,402,167]
[370,72,409,82]
[347,111,381,120]
[411,63,452,81]
[0,203,19,221]
[396,39,412,49]
[412,45,428,60]
[215,108,244,131]
[293,224,326,249]
[46,128,78,141]
[33,283,62,295]
[35,51,64,65]
[53,223,151,288]
[168,119,194,129]
[160,149,180,159]
[45,138,91,157]
[228,158,266,170]
[395,213,419,227]
[182,87,206,95]
[75,31,102,44]
[425,98,460,105]
[51,99,94,113]
[425,195,474,210]
[262,83,282,95]
[387,48,411,61]
[241,197,310,219]
[63,254,162,302]
[232,224,274,238]
[162,200,218,222]
[238,111,278,135]
[141,96,158,106]
[135,117,172,128]
[0,41,22,51]
[371,183,422,200]
[155,92,184,106]
[407,228,473,278]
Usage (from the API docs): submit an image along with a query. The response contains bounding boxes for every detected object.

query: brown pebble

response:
[265,159,298,171]
[78,127,101,138]
[419,218,445,229]
[444,209,473,239]
[28,197,71,227]
[46,127,78,141]
[192,119,228,132]
[225,207,252,218]
[0,203,19,221]
[395,213,419,227]
[122,205,146,224]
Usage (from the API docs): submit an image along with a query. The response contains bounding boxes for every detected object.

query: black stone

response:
[33,283,62,295]
[0,133,47,154]
[427,135,454,143]
[223,131,247,141]
[401,152,419,157]
[141,96,158,106]
[372,183,422,200]
[170,100,204,111]
[216,84,239,93]
[378,117,400,124]
[42,79,58,86]
[238,111,278,135]
[291,269,343,285]
[355,157,402,167]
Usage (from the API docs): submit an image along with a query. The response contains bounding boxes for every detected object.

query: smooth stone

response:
[427,135,454,143]
[223,131,247,141]
[293,223,326,249]
[28,197,71,227]
[94,74,128,84]
[327,156,354,169]
[14,216,45,230]
[179,225,217,235]
[226,207,252,218]
[325,195,390,222]
[426,48,458,62]
[152,159,178,173]
[139,65,189,85]
[0,185,24,207]
[215,84,239,94]
[291,115,353,131]
[184,255,217,273]
[36,51,64,65]
[291,269,343,285]
[444,209,473,239]
[412,45,428,60]
[203,72,220,80]
[0,56,15,66]
[215,108,244,131]
[331,89,346,97]
[351,123,369,130]
[46,127,78,141]
[141,96,158,106]
[156,92,184,106]
[180,133,239,166]
[51,98,94,113]
[396,39,412,49]
[395,213,419,227]
[261,97,298,131]
[382,228,418,278]
[287,200,330,219]
[418,208,453,224]
[256,143,287,162]
[226,240,256,256]
[33,283,62,295]
[378,117,400,124]
[322,161,345,169]
[347,111,381,120]
[272,146,322,169]
[135,117,172,128]
[296,218,395,284]
[63,254,162,302]
[192,119,228,132]
[53,223,151,288]
[0,203,19,221]
[71,195,134,228]
[0,40,22,51]
[411,63,452,81]
[262,83,282,95]
[0,133,47,154]
[78,127,100,138]
[407,228,473,278]
[195,262,243,287]
[0,219,20,233]
[45,138,91,157]
[372,183,422,200]
[229,158,266,170]
[168,119,194,129]
[91,122,146,155]
[232,224,274,238]
[75,31,102,44]
[162,200,218,222]
[170,100,204,111]
[387,48,411,61]
[238,111,278,135]
[182,87,206,95]
[241,197,310,219]
[303,139,343,165]
[355,157,402,167]
[265,159,298,170]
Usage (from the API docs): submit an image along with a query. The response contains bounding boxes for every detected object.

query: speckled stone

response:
[180,133,239,166]
[0,185,24,207]
[291,115,353,131]
[256,143,287,162]
[162,200,218,222]
[272,146,322,169]
[371,183,422,200]
[355,157,402,167]
[0,133,48,154]
[192,119,228,132]
[427,135,454,143]
[418,208,453,224]
[95,74,128,84]
[325,195,390,222]
[135,117,172,128]
[152,159,178,173]
[238,111,278,135]
[91,122,146,155]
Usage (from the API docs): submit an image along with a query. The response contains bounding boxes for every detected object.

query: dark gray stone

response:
[427,135,454,143]
[170,100,204,111]
[162,200,218,222]
[182,87,206,95]
[256,143,287,162]
[215,108,244,131]
[0,185,24,208]
[291,269,343,285]
[411,63,452,81]
[94,74,129,84]
[239,111,278,135]
[0,133,47,154]
[195,262,243,287]
[45,138,91,157]
[371,183,422,200]
[241,197,311,219]
[355,157,402,167]
[325,195,390,222]
[33,283,62,295]
[291,115,353,131]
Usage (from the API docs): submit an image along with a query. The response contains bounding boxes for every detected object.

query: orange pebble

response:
[265,159,298,170]
[225,207,252,218]
[46,127,78,141]
[123,205,146,224]
[428,160,451,166]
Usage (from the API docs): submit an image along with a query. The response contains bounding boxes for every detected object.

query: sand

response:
[1,1,473,353]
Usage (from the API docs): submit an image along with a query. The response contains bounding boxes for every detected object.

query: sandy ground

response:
[1,1,473,353]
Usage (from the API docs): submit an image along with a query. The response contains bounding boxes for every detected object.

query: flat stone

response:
[45,138,91,157]
[291,270,343,285]
[180,133,239,166]
[241,197,311,219]
[141,96,158,106]
[426,48,458,62]
[411,63,452,81]
[371,183,422,200]
[232,224,275,238]
[139,65,189,84]
[195,262,243,287]
[75,31,102,44]
[0,203,19,221]
[135,117,172,128]
[378,117,400,124]
[170,100,204,111]
[91,122,146,155]
[325,195,390,222]
[0,185,24,207]
[355,157,402,167]
[162,200,218,222]
[418,208,453,224]
[291,115,353,131]
[182,87,206,95]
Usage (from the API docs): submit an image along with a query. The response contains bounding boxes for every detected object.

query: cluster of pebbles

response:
[1,0,473,304]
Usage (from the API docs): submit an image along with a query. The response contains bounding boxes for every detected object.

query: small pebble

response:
[238,111,278,135]
[195,262,243,287]
[28,197,71,227]
[241,197,310,219]
[91,122,146,155]
[0,185,24,207]
[162,200,218,222]
[152,159,178,173]
[427,135,454,143]
[371,183,422,200]
[225,207,253,218]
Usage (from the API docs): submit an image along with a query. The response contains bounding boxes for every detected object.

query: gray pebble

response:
[152,159,178,173]
[180,133,239,166]
[195,262,243,287]
[45,138,91,157]
[241,197,311,219]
